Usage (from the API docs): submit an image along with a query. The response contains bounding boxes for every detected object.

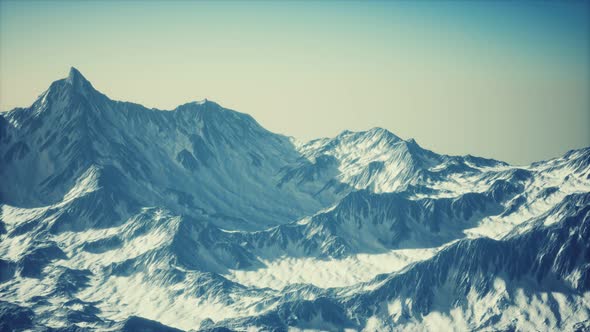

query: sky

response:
[1,1,589,165]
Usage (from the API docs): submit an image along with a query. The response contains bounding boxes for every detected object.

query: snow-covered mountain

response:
[0,68,589,331]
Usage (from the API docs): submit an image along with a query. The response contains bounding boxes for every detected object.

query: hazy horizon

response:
[1,1,589,165]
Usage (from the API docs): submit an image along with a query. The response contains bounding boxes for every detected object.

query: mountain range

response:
[1,68,589,331]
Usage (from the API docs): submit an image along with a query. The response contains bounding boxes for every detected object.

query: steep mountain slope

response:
[210,193,590,331]
[0,68,588,331]
[283,127,506,196]
[1,68,324,230]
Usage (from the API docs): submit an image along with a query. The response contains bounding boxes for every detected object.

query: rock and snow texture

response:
[0,68,589,331]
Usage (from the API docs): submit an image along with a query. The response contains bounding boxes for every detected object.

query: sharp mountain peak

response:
[61,66,95,94]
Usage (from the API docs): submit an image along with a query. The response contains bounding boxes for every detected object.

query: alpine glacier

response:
[0,68,589,331]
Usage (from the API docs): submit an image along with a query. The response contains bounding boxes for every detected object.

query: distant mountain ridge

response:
[0,68,589,331]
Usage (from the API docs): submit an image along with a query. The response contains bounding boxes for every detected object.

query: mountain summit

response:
[0,69,589,331]
[65,66,89,86]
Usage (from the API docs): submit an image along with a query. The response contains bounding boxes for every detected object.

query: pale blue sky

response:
[1,1,589,164]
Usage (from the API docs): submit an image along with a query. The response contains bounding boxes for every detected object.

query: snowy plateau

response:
[1,68,589,332]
